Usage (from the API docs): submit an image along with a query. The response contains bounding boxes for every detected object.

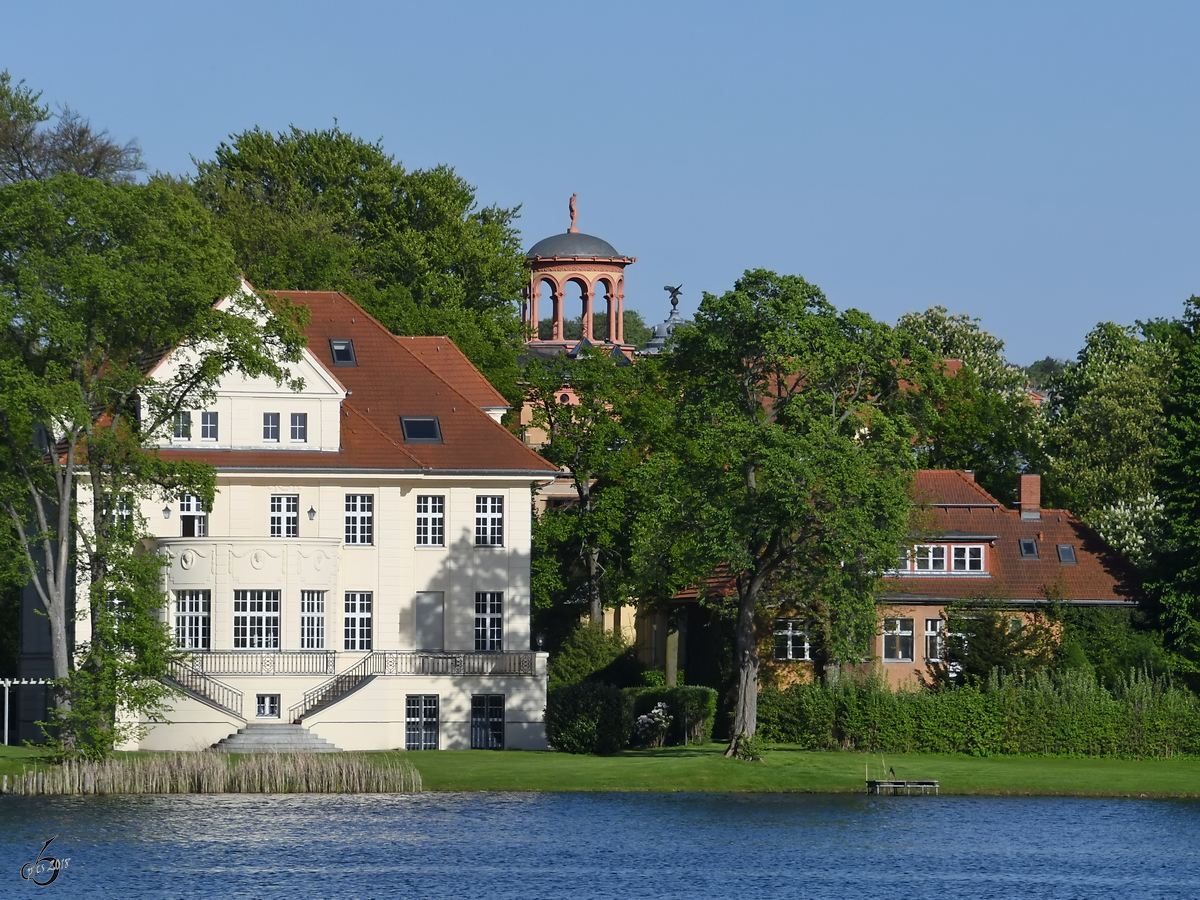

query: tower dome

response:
[522,194,636,348]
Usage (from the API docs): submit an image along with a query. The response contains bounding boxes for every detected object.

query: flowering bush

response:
[634,701,673,748]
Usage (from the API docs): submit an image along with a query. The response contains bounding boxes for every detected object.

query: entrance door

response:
[470,694,504,749]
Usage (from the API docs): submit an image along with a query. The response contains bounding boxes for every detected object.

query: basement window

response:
[329,339,357,366]
[1019,538,1039,559]
[401,417,442,443]
[1057,544,1077,565]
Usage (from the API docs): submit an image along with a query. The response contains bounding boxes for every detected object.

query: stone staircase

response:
[212,723,341,753]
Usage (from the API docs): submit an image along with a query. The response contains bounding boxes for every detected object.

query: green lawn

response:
[398,743,1200,797]
[6,742,1200,797]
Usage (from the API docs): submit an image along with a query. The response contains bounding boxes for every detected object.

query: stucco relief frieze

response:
[295,546,340,588]
[164,546,213,585]
[230,545,284,585]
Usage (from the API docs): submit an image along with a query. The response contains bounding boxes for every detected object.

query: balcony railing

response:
[166,661,244,718]
[182,651,339,676]
[179,650,536,677]
[286,651,537,722]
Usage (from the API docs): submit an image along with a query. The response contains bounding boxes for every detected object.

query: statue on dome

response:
[663,284,683,308]
[568,193,579,233]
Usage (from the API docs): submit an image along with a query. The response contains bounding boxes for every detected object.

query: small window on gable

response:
[329,339,357,366]
[1019,538,1039,559]
[1057,544,1077,565]
[401,417,442,443]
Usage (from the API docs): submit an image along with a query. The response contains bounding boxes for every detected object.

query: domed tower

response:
[522,194,636,351]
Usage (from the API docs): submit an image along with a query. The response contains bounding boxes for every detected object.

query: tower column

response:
[606,291,616,342]
[582,285,594,341]
[553,291,565,340]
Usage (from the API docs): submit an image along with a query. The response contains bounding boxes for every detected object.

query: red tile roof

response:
[883,470,1141,604]
[672,470,1141,606]
[159,289,556,476]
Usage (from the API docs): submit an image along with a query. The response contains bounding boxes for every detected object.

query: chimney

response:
[1019,474,1041,520]
[962,470,975,483]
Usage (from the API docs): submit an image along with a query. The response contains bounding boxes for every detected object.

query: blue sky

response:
[7,1,1200,364]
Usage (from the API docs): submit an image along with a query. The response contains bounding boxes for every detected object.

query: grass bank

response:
[399,743,1200,798]
[6,743,1200,797]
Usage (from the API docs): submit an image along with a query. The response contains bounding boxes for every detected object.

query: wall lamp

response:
[307,506,317,521]
[162,506,171,520]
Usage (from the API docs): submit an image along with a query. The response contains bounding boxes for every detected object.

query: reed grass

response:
[0,751,421,795]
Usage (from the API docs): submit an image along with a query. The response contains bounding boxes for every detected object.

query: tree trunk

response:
[587,545,602,627]
[725,586,760,757]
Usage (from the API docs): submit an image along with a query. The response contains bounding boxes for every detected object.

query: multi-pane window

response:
[172,411,191,441]
[773,619,811,661]
[179,495,207,538]
[300,591,325,650]
[952,546,983,571]
[344,592,373,651]
[470,694,504,750]
[883,617,915,661]
[102,493,134,532]
[475,592,503,652]
[233,590,280,649]
[406,695,439,750]
[344,495,374,545]
[416,495,445,546]
[256,694,280,718]
[475,496,504,546]
[925,618,945,662]
[263,412,280,442]
[290,412,308,442]
[270,495,299,538]
[201,411,219,441]
[175,590,211,650]
[915,546,946,572]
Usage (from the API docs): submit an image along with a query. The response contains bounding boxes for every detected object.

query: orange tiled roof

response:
[159,289,556,476]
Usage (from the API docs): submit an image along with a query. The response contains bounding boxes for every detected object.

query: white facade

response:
[107,289,556,752]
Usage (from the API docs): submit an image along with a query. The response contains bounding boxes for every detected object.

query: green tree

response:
[926,605,1057,687]
[0,70,143,185]
[639,270,919,756]
[525,348,662,625]
[1042,322,1172,567]
[1149,298,1200,672]
[191,125,528,398]
[0,174,306,755]
[895,305,1040,503]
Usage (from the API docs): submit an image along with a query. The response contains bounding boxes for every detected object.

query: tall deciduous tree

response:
[525,348,662,626]
[894,305,1040,503]
[1149,298,1200,671]
[0,174,306,755]
[191,125,528,399]
[1042,322,1172,568]
[0,70,143,185]
[640,270,918,756]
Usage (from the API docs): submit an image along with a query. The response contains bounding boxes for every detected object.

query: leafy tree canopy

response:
[191,125,528,399]
[1042,322,1172,567]
[0,173,307,756]
[0,70,143,185]
[638,269,920,754]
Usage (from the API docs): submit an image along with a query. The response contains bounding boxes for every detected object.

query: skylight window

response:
[1019,538,1039,560]
[1057,544,1077,565]
[401,417,442,443]
[329,339,357,366]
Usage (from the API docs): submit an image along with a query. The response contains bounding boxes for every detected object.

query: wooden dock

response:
[866,779,940,795]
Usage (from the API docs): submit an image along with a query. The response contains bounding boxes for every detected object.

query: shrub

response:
[547,625,645,691]
[627,686,719,745]
[545,682,632,754]
[755,668,1200,757]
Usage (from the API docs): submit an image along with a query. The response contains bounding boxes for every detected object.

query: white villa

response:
[99,285,556,752]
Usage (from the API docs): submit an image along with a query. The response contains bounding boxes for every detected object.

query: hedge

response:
[756,669,1200,757]
[626,686,719,746]
[545,682,632,754]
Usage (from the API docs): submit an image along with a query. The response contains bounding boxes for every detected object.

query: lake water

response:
[1,791,1197,898]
